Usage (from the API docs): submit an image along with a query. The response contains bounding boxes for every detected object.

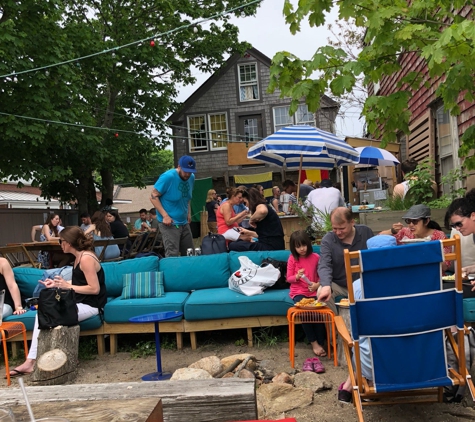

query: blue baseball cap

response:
[178,155,197,173]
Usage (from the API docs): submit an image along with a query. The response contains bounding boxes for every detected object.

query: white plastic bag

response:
[228,256,281,296]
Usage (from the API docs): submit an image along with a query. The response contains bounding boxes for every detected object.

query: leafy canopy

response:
[269,0,475,167]
[0,0,258,212]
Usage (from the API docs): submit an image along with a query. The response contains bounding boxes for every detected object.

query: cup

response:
[0,409,16,422]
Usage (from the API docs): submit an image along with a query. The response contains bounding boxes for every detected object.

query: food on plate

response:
[277,212,286,216]
[442,275,455,281]
[339,298,349,306]
[295,298,327,307]
[359,205,368,210]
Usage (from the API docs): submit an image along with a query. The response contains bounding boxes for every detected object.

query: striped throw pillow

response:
[121,271,165,299]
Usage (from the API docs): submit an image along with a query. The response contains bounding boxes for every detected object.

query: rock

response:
[188,356,223,376]
[257,383,313,415]
[170,368,213,381]
[293,371,333,392]
[221,354,256,371]
[238,369,255,379]
[272,372,293,385]
[222,372,234,378]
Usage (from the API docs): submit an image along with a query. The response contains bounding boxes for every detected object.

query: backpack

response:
[261,258,288,290]
[201,232,227,255]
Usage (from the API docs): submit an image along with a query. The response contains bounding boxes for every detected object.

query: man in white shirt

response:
[303,179,345,224]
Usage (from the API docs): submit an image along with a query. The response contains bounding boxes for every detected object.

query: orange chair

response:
[1,321,29,386]
[287,307,337,367]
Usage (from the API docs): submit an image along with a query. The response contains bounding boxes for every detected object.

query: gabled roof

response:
[168,47,271,123]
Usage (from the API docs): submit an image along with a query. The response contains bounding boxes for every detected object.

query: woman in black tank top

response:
[10,226,107,377]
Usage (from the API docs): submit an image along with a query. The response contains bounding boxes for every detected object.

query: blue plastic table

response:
[129,311,183,381]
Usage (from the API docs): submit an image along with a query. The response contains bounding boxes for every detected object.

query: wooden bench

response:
[0,379,257,422]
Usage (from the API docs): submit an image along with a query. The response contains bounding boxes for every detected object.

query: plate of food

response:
[337,298,350,308]
[294,298,327,309]
[400,238,430,243]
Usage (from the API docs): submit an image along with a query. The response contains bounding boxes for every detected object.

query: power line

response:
[0,0,262,79]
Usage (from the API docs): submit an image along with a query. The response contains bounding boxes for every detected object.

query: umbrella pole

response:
[297,154,303,200]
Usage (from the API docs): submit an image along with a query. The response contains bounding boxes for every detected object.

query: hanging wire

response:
[0,0,262,79]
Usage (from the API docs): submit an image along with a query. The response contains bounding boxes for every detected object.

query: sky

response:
[176,0,365,138]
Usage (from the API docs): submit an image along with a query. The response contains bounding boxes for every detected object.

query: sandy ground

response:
[2,330,475,422]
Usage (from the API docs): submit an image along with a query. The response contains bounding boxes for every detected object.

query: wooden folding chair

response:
[0,245,41,268]
[125,232,148,259]
[336,236,475,421]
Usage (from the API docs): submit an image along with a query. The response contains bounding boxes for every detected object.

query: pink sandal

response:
[302,358,314,372]
[312,357,325,374]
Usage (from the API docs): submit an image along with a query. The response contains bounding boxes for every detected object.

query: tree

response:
[268,0,475,167]
[0,0,259,213]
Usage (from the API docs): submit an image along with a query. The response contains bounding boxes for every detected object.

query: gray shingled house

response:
[168,47,339,188]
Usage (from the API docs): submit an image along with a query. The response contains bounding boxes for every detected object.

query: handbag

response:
[201,232,227,255]
[228,256,281,296]
[38,288,78,329]
[261,258,288,290]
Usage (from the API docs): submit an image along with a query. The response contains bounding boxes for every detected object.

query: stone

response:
[170,368,213,381]
[293,371,333,392]
[188,356,223,376]
[272,372,293,385]
[221,354,256,371]
[222,372,234,378]
[238,369,255,379]
[257,383,313,415]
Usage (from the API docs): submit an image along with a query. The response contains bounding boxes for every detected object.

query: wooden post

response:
[31,325,80,385]
[200,209,208,244]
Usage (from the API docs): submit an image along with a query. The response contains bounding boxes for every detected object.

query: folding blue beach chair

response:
[335,236,475,422]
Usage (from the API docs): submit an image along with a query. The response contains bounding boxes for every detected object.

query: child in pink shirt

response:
[287,230,326,357]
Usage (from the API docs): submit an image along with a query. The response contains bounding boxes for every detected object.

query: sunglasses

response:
[59,239,63,244]
[404,218,421,225]
[449,218,466,229]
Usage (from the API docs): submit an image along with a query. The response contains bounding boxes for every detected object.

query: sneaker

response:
[302,358,314,372]
[311,357,325,374]
[338,382,352,403]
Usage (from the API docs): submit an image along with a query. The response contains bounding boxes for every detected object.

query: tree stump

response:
[31,325,80,385]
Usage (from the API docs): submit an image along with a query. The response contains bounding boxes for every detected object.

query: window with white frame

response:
[238,63,259,102]
[273,104,315,132]
[187,113,228,152]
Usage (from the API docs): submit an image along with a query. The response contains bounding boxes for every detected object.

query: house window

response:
[273,104,315,132]
[435,105,459,194]
[208,113,228,150]
[188,115,207,152]
[187,113,228,152]
[238,63,259,101]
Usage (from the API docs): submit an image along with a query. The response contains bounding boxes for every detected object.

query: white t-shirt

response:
[303,187,345,223]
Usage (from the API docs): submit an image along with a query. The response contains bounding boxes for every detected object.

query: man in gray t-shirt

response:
[317,207,373,314]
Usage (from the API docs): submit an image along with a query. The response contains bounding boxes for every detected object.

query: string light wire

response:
[0,0,262,79]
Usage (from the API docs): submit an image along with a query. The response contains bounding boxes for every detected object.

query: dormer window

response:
[238,63,259,102]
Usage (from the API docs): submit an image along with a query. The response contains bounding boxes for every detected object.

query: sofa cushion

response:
[184,287,294,321]
[104,292,189,323]
[228,250,291,274]
[122,271,164,299]
[13,267,44,298]
[4,311,102,331]
[159,254,230,291]
[102,256,160,297]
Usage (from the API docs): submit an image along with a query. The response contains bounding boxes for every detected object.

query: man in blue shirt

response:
[150,155,196,257]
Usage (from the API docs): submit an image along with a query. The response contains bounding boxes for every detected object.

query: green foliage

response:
[440,168,465,201]
[290,202,332,240]
[234,338,245,347]
[78,337,98,361]
[404,159,436,205]
[253,327,288,348]
[130,340,156,359]
[383,194,411,211]
[270,1,475,152]
[427,196,452,210]
[0,0,260,212]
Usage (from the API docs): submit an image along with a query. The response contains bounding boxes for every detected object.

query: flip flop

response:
[314,349,327,358]
[5,368,30,379]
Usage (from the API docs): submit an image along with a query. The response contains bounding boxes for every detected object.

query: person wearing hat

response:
[150,155,196,257]
[380,204,450,270]
[302,178,345,225]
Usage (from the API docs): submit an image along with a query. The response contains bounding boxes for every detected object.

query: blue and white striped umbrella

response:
[355,146,400,167]
[247,125,360,170]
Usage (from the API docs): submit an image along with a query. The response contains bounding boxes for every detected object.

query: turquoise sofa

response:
[10,247,320,354]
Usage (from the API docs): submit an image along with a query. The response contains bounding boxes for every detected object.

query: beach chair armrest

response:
[335,315,353,347]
